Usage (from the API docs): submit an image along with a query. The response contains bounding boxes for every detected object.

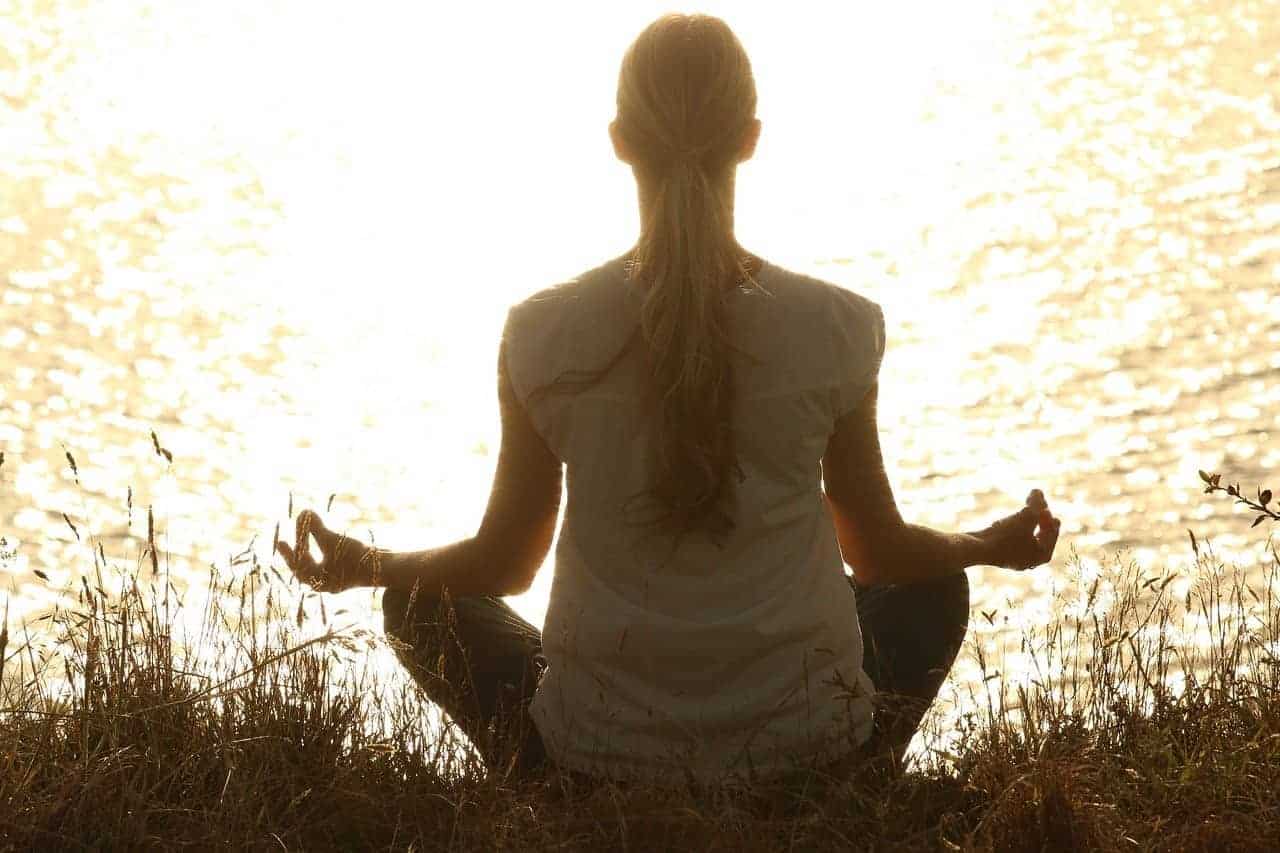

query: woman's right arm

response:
[821,382,1060,586]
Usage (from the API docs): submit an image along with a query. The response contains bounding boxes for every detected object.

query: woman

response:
[277,13,1060,793]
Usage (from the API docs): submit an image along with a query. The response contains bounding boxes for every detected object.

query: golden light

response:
[1,2,1276,738]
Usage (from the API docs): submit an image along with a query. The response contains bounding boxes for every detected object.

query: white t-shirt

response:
[501,252,885,787]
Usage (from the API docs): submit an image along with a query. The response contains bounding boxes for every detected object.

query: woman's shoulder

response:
[757,260,883,327]
[507,254,883,335]
[503,258,633,363]
[509,256,626,317]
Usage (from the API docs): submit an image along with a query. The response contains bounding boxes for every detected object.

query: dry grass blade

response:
[1,530,1277,850]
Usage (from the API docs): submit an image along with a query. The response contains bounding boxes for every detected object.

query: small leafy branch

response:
[1199,470,1277,528]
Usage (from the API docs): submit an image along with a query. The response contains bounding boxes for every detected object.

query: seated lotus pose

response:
[277,12,1061,792]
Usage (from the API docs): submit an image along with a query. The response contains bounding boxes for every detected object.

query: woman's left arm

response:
[276,339,564,597]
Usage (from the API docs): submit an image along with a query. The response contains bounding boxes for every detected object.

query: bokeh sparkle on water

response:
[1,0,1277,677]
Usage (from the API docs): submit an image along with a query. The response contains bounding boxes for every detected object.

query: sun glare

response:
[2,1,1276,733]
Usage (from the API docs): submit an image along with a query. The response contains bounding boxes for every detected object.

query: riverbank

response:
[1,544,1277,851]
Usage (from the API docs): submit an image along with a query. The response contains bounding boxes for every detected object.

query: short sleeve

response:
[501,304,533,409]
[500,298,570,463]
[828,293,885,422]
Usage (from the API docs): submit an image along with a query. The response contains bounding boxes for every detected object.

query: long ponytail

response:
[617,14,763,553]
[531,14,763,556]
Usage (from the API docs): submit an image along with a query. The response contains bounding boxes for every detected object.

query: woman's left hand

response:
[275,509,376,592]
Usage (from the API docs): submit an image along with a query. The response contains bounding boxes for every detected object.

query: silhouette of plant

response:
[1199,470,1277,528]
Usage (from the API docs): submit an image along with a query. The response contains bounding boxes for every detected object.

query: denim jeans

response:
[382,570,969,787]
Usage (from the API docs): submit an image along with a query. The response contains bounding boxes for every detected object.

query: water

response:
[2,0,1278,680]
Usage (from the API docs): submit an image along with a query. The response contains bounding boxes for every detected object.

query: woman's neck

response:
[633,170,739,238]
[622,250,764,292]
[626,170,760,282]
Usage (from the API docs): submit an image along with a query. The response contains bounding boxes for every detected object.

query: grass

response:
[2,533,1279,851]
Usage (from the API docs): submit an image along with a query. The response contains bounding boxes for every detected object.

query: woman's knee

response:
[942,569,969,615]
[890,571,971,662]
[383,587,428,640]
[383,588,456,659]
[929,570,970,653]
[382,588,405,636]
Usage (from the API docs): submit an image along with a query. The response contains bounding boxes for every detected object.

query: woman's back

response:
[276,10,1058,796]
[501,252,885,785]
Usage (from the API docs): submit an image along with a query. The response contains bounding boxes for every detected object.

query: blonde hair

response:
[531,13,765,554]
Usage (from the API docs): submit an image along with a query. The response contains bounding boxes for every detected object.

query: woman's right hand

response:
[973,489,1061,571]
[276,509,375,592]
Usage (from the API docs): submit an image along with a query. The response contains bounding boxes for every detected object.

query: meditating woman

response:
[276,12,1061,792]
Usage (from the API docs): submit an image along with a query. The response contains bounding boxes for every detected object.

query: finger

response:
[295,511,326,560]
[302,509,339,553]
[1036,515,1061,561]
[278,539,320,579]
[1034,504,1054,532]
[1015,505,1038,529]
[301,509,330,539]
[1026,489,1048,513]
[295,512,310,556]
[278,541,310,577]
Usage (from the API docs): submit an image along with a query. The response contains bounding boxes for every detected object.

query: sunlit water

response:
[2,0,1278,744]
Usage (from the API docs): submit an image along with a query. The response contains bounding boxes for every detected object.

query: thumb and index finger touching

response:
[1026,488,1062,562]
[994,490,1061,569]
[276,509,334,570]
[294,510,335,551]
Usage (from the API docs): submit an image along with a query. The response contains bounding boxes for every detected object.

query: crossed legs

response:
[382,569,970,782]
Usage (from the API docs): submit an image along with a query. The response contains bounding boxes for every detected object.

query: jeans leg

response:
[382,586,550,780]
[849,571,970,766]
